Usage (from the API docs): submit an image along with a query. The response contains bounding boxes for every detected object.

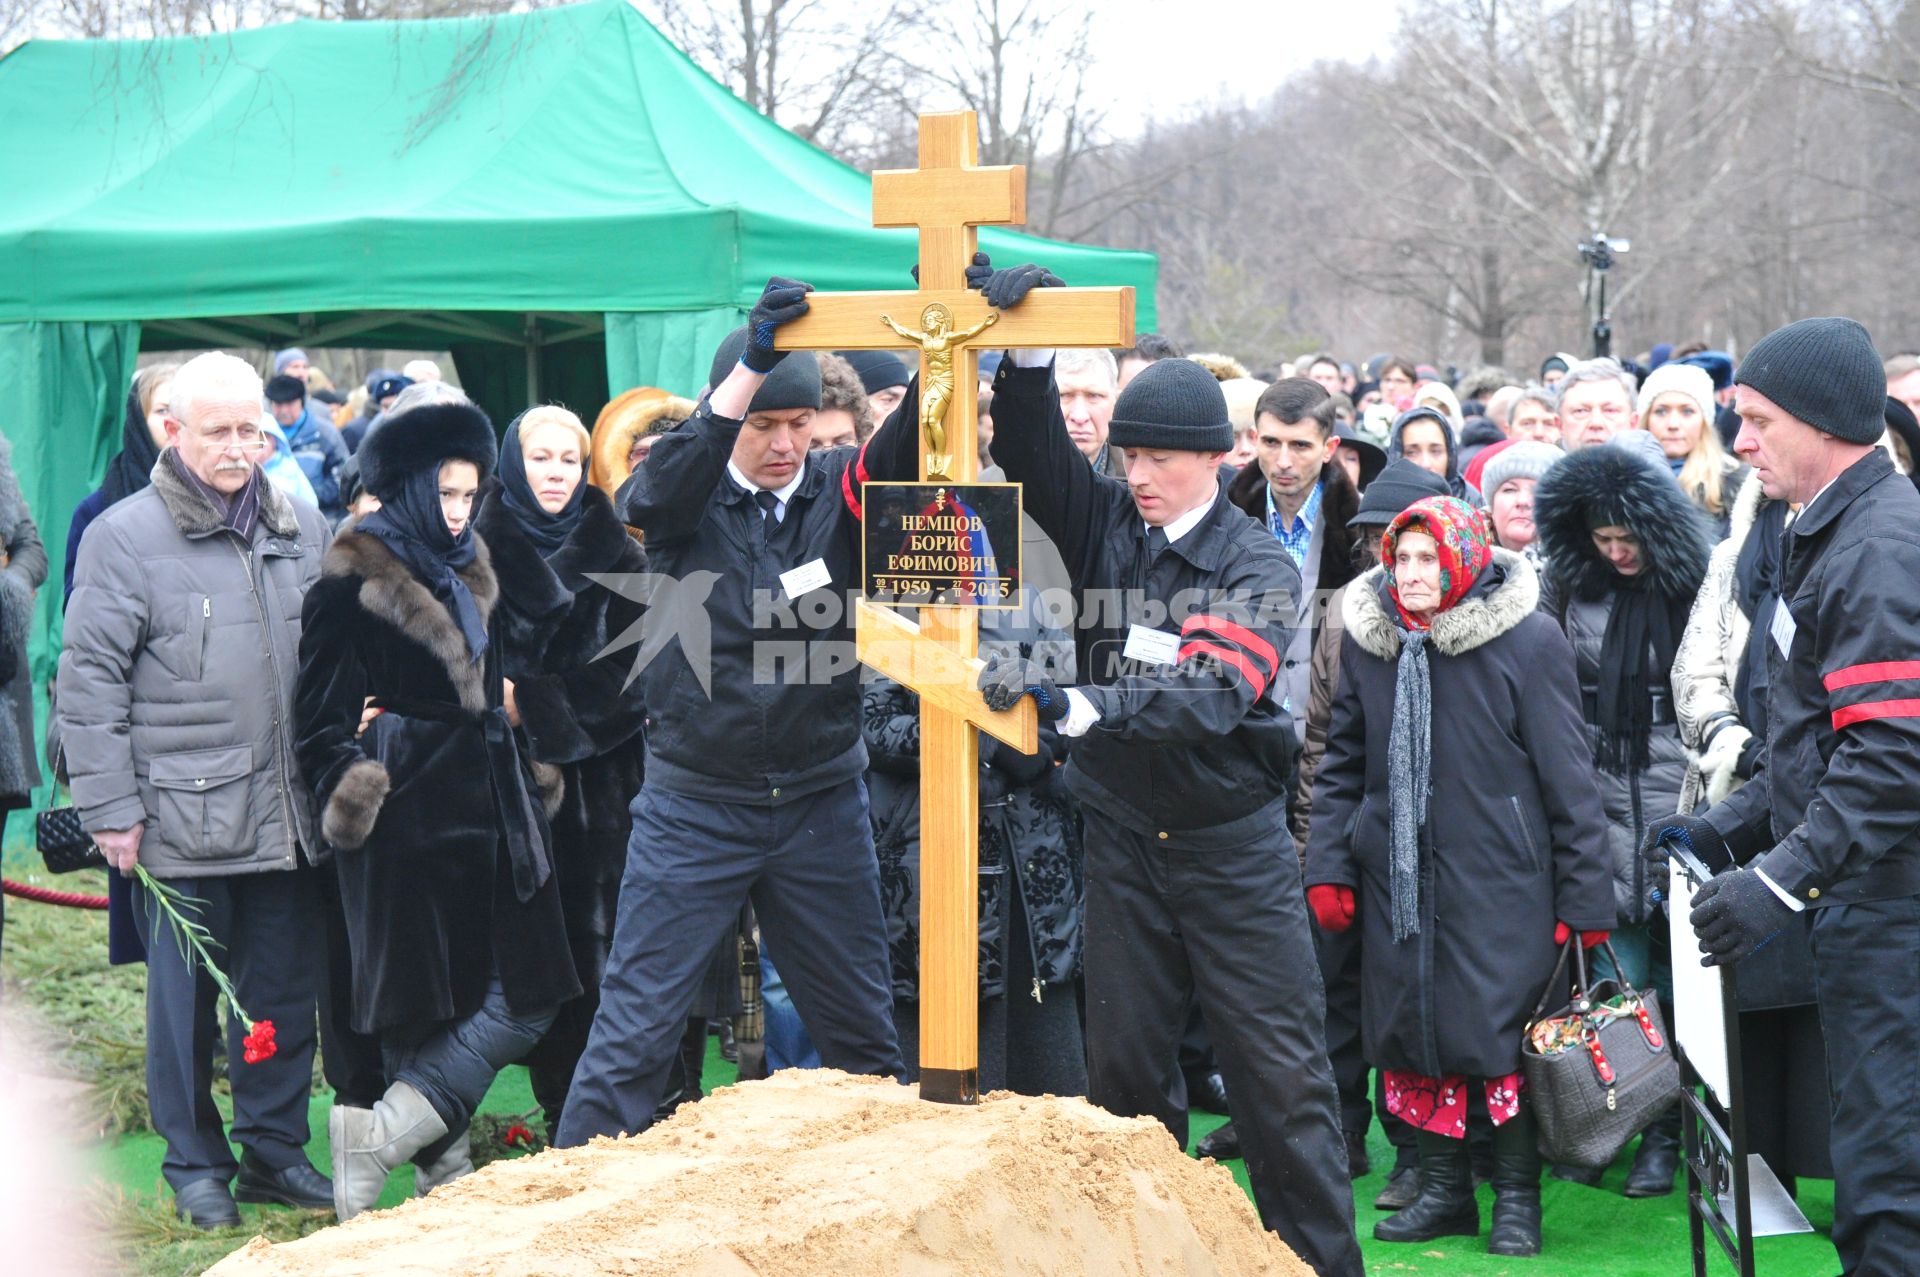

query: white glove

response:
[1698,723,1753,806]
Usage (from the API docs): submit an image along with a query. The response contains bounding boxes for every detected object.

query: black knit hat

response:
[264,374,307,404]
[1734,317,1885,445]
[1107,358,1233,452]
[709,327,821,413]
[837,349,910,393]
[1347,458,1449,528]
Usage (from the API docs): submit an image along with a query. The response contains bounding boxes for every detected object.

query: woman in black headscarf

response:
[294,397,577,1222]
[471,406,649,1134]
[59,364,178,968]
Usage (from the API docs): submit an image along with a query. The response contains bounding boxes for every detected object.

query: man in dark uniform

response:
[557,278,926,1144]
[975,273,1363,1277]
[1644,317,1920,1277]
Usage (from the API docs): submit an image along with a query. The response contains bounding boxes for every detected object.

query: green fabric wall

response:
[0,320,140,812]
[604,308,747,400]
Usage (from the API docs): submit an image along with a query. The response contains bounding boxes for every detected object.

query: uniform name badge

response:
[1770,601,1797,659]
[779,558,832,599]
[1123,624,1181,667]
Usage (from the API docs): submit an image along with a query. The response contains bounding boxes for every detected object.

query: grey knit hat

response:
[1734,317,1886,445]
[1108,358,1234,452]
[1479,440,1563,500]
[709,327,822,413]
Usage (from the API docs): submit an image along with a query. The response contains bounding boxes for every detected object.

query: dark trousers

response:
[1314,919,1415,1156]
[315,861,384,1108]
[1081,810,1363,1277]
[132,867,321,1191]
[555,779,903,1145]
[1811,895,1920,1276]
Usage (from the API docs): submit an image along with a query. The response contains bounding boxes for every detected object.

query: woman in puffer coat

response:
[1306,496,1612,1259]
[1534,430,1711,1198]
[1668,468,1831,1194]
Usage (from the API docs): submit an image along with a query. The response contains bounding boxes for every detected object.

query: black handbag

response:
[1521,938,1680,1169]
[35,805,107,874]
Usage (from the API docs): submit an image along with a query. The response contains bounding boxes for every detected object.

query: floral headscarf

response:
[1381,496,1494,629]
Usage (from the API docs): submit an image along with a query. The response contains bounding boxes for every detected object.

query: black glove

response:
[1640,812,1732,874]
[741,276,813,373]
[912,251,994,291]
[976,261,1063,310]
[976,650,1068,723]
[1689,867,1795,966]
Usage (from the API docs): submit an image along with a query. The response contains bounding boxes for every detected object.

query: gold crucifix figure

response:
[879,302,999,479]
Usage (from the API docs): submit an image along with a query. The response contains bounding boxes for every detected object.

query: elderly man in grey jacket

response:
[60,351,335,1228]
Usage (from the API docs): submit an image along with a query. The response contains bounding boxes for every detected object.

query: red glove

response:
[1308,884,1356,933]
[1554,921,1609,949]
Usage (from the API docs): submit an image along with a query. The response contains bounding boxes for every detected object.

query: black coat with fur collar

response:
[1305,551,1614,1077]
[472,478,648,991]
[294,527,580,1035]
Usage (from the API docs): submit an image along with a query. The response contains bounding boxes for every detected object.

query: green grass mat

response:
[5,860,1844,1276]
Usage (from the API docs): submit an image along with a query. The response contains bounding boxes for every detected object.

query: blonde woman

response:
[471,405,651,1135]
[1639,363,1747,537]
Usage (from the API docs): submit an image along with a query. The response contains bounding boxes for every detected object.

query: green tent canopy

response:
[0,0,1156,812]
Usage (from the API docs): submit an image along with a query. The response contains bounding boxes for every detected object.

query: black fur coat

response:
[294,527,580,1035]
[472,478,649,991]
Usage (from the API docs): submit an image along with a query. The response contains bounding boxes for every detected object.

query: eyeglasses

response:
[197,425,268,452]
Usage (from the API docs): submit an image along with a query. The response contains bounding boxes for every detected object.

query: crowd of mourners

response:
[14,260,1920,1277]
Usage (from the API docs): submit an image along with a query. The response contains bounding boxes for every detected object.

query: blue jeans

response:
[761,946,821,1071]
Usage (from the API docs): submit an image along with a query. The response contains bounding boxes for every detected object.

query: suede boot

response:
[1374,1130,1479,1243]
[413,1129,474,1197]
[331,1081,449,1221]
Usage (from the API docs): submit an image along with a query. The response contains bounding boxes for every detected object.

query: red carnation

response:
[503,1123,535,1149]
[242,1019,278,1064]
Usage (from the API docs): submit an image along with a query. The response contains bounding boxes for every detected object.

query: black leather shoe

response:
[235,1151,335,1211]
[1374,1133,1478,1243]
[1374,1164,1421,1211]
[718,1019,738,1063]
[1623,1116,1682,1198]
[174,1178,241,1230]
[1344,1128,1369,1178]
[1187,1071,1230,1116]
[1195,1121,1241,1160]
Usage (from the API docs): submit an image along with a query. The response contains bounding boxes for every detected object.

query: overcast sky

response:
[1082,0,1404,132]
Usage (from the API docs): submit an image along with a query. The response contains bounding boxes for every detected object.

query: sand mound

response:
[208,1070,1310,1277]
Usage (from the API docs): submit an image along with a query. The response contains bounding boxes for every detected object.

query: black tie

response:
[755,490,781,523]
[1146,526,1169,557]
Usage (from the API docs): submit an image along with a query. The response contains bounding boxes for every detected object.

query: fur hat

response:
[1534,436,1711,602]
[1636,361,1715,425]
[1220,377,1270,434]
[357,400,499,502]
[264,374,307,404]
[1187,352,1250,382]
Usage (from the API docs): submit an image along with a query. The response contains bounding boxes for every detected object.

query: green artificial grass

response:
[3,846,1846,1276]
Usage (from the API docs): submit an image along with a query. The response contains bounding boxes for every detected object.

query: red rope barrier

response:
[2,878,109,909]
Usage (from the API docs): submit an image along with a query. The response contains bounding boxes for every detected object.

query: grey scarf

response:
[1388,628,1431,942]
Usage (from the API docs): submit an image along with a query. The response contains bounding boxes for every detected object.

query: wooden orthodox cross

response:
[777,110,1134,1103]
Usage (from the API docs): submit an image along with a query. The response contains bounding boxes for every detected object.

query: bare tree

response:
[638,0,926,154]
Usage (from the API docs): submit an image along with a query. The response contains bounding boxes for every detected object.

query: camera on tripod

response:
[1578,233,1631,357]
